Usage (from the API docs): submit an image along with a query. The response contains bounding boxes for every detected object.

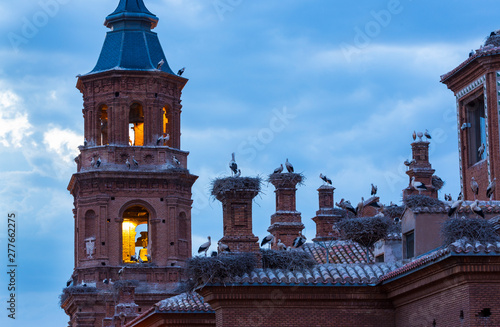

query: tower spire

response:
[105,0,158,30]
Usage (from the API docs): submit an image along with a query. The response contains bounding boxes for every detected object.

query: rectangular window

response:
[375,254,384,262]
[466,96,486,165]
[405,231,414,259]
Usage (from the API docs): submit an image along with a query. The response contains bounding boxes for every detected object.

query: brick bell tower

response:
[62,1,197,326]
[441,32,500,201]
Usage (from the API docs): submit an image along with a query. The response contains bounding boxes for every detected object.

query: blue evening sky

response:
[0,0,499,325]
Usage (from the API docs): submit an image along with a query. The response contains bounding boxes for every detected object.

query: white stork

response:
[320,173,332,185]
[234,169,241,177]
[132,156,139,167]
[178,67,185,76]
[273,164,283,174]
[277,239,287,251]
[118,267,125,276]
[292,234,307,248]
[471,177,479,199]
[448,199,463,217]
[261,234,274,247]
[487,178,496,200]
[344,200,357,216]
[471,200,485,218]
[198,236,211,256]
[90,157,95,168]
[126,158,131,169]
[66,278,73,287]
[371,183,378,196]
[285,158,294,173]
[217,241,230,253]
[424,129,432,140]
[84,138,88,147]
[96,157,102,168]
[157,59,165,70]
[229,153,238,175]
[411,177,427,194]
[478,143,485,159]
[173,155,181,166]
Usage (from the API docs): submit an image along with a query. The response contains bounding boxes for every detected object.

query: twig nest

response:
[485,33,500,47]
[383,205,404,219]
[267,172,304,187]
[261,249,316,270]
[211,176,261,198]
[442,217,499,246]
[431,175,445,191]
[404,195,444,209]
[336,216,391,248]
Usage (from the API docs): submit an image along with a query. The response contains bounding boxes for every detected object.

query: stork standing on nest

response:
[411,177,427,194]
[229,153,238,176]
[285,158,294,173]
[448,198,463,218]
[471,177,479,200]
[277,239,287,251]
[261,234,274,248]
[471,200,485,218]
[217,241,230,253]
[487,178,496,200]
[198,236,211,256]
[273,164,283,174]
[292,234,307,248]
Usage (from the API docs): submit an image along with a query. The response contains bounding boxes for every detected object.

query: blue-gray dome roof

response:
[88,0,175,75]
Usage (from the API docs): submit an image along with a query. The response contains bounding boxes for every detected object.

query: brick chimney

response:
[108,283,139,327]
[312,185,343,242]
[403,140,437,199]
[213,177,260,254]
[267,173,304,249]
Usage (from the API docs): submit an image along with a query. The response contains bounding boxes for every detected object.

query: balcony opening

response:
[162,106,172,147]
[122,205,149,263]
[129,103,144,146]
[465,96,486,165]
[99,105,108,145]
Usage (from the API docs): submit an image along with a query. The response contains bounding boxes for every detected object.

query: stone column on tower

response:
[213,177,261,255]
[403,139,437,199]
[267,173,305,249]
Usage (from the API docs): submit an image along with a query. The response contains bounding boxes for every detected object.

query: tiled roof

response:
[379,239,500,283]
[156,292,213,313]
[302,241,373,264]
[441,45,500,82]
[410,201,500,215]
[230,262,402,286]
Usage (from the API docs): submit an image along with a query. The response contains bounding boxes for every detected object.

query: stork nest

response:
[211,176,261,198]
[383,205,405,219]
[59,285,98,305]
[112,279,140,291]
[267,172,305,186]
[432,175,445,191]
[183,253,257,291]
[261,249,316,270]
[331,208,348,218]
[336,216,391,248]
[404,194,444,209]
[485,33,500,47]
[441,218,499,246]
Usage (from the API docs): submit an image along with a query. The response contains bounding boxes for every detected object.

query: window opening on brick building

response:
[162,106,172,146]
[465,96,486,165]
[375,254,384,262]
[405,231,414,259]
[99,105,108,145]
[122,205,149,263]
[129,103,144,146]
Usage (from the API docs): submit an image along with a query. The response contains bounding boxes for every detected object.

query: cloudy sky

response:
[0,0,499,325]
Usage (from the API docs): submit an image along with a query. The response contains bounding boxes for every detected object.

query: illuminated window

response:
[162,106,172,147]
[129,103,144,146]
[122,205,149,263]
[99,105,108,145]
[466,96,486,165]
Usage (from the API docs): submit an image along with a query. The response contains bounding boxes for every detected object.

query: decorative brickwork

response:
[403,141,437,199]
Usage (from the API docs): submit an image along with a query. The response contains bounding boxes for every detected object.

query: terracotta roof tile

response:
[302,241,373,264]
[155,292,213,313]
[441,45,500,82]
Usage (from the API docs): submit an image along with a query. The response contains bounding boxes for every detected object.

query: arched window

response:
[129,103,144,146]
[122,205,149,263]
[162,106,172,147]
[99,105,108,145]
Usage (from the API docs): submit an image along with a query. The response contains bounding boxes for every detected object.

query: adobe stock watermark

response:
[8,0,72,52]
[212,0,244,21]
[340,0,412,62]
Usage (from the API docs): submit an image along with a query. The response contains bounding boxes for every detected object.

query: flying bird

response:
[178,67,185,76]
[218,241,230,253]
[292,234,307,248]
[487,178,496,200]
[285,158,294,173]
[412,131,416,141]
[471,200,485,218]
[261,234,274,247]
[411,177,427,194]
[478,143,485,158]
[448,199,463,217]
[132,156,139,167]
[277,239,287,251]
[320,173,332,185]
[471,177,479,199]
[229,153,238,175]
[371,183,378,196]
[157,59,165,70]
[96,157,102,168]
[198,236,211,256]
[273,164,283,174]
[424,129,432,140]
